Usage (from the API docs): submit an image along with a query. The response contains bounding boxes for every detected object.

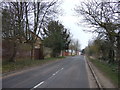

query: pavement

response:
[88,59,116,88]
[2,55,90,88]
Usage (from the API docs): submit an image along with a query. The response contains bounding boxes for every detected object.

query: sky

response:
[57,0,95,49]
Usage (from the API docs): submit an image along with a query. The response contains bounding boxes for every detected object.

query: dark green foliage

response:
[43,21,71,57]
[81,49,85,54]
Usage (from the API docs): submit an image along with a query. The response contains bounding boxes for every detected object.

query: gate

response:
[34,48,44,60]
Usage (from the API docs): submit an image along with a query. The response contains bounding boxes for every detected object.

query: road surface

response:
[2,55,89,88]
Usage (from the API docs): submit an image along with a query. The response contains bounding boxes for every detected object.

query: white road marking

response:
[61,68,64,70]
[33,81,45,88]
[32,68,64,89]
[52,68,64,76]
[52,73,56,76]
[55,71,59,74]
[49,75,54,79]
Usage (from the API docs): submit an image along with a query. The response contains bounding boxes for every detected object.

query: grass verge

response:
[2,56,65,74]
[88,57,118,87]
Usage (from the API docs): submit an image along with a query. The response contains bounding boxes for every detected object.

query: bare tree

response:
[75,0,120,63]
[2,0,61,61]
[69,39,80,55]
[74,39,80,55]
[2,2,26,62]
[26,0,61,59]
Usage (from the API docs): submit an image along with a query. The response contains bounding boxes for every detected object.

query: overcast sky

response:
[57,0,96,49]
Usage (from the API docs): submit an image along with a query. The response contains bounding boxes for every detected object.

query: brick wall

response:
[2,40,31,61]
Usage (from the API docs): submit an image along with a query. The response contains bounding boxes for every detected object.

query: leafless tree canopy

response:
[75,0,120,35]
[2,0,62,61]
[75,0,120,63]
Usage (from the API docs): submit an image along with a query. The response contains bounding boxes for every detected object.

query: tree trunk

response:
[116,35,120,88]
[61,50,64,56]
[75,50,77,55]
[71,50,73,56]
[108,36,115,64]
[116,34,120,62]
[51,51,56,57]
[9,42,17,62]
[108,49,115,64]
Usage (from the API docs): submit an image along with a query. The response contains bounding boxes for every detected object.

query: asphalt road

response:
[2,55,89,88]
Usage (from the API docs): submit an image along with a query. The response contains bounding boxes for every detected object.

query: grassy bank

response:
[88,57,118,86]
[2,56,65,74]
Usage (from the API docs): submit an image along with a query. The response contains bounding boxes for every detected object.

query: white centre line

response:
[52,73,56,76]
[33,81,45,88]
[55,71,59,74]
[52,68,64,76]
[31,68,64,89]
[61,68,64,70]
